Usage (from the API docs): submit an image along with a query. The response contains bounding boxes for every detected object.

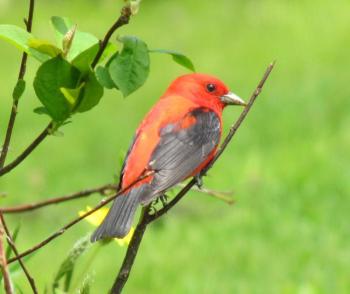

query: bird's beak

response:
[220,92,246,106]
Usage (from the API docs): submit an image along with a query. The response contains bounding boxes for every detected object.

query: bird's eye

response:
[206,83,216,93]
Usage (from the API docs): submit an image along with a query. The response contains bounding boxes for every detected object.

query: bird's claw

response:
[159,194,168,207]
[195,174,203,189]
[150,194,168,215]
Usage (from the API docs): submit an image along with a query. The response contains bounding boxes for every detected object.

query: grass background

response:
[1,0,349,293]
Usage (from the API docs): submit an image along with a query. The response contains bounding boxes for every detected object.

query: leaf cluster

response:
[0,17,195,126]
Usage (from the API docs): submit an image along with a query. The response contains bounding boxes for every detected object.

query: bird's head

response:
[164,73,246,110]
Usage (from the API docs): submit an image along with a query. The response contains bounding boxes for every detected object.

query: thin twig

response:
[0,213,38,293]
[0,216,13,294]
[7,171,153,264]
[0,183,118,214]
[111,62,275,293]
[204,61,276,172]
[0,183,229,214]
[91,5,132,69]
[176,183,234,205]
[0,0,35,168]
[0,122,52,177]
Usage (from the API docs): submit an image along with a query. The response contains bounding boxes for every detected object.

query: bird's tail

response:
[91,185,150,242]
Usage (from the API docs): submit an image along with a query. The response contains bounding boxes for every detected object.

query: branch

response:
[111,205,151,293]
[0,122,52,177]
[176,184,234,205]
[0,3,133,178]
[91,5,132,69]
[110,61,276,293]
[0,213,37,293]
[0,183,118,214]
[7,171,153,264]
[0,182,230,214]
[0,0,35,168]
[0,216,13,294]
[204,61,276,172]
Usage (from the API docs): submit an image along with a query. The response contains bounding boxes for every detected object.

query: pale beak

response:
[220,92,246,106]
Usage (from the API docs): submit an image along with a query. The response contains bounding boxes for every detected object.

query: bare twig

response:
[0,182,229,214]
[176,183,234,205]
[91,5,132,69]
[0,216,13,294]
[0,123,52,177]
[7,171,153,264]
[0,213,38,293]
[0,0,35,168]
[204,61,276,172]
[111,62,275,293]
[0,183,118,214]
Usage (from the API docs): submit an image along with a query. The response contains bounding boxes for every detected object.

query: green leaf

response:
[72,42,117,72]
[71,44,98,72]
[53,235,91,292]
[0,25,57,62]
[109,35,150,97]
[75,71,103,112]
[69,32,98,61]
[33,106,50,115]
[33,56,80,122]
[12,79,26,101]
[51,16,73,44]
[95,66,115,89]
[0,24,33,53]
[60,83,85,107]
[50,16,98,61]
[149,49,195,72]
[106,51,119,67]
[28,39,62,61]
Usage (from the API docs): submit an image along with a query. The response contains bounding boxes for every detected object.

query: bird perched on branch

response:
[91,73,246,241]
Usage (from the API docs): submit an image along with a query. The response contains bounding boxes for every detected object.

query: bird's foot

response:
[195,174,203,189]
[150,205,157,215]
[152,194,168,207]
[159,194,168,207]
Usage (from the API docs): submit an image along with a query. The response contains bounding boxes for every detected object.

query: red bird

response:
[91,73,246,241]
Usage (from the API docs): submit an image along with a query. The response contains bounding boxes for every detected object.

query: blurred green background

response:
[1,0,350,293]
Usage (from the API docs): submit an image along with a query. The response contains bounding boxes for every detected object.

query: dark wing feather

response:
[117,134,138,189]
[144,107,220,202]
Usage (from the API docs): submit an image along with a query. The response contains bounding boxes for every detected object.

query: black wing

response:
[144,107,221,202]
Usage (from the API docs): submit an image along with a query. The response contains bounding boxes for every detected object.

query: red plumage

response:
[91,73,245,241]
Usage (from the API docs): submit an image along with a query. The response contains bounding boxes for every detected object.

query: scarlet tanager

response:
[91,73,246,241]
